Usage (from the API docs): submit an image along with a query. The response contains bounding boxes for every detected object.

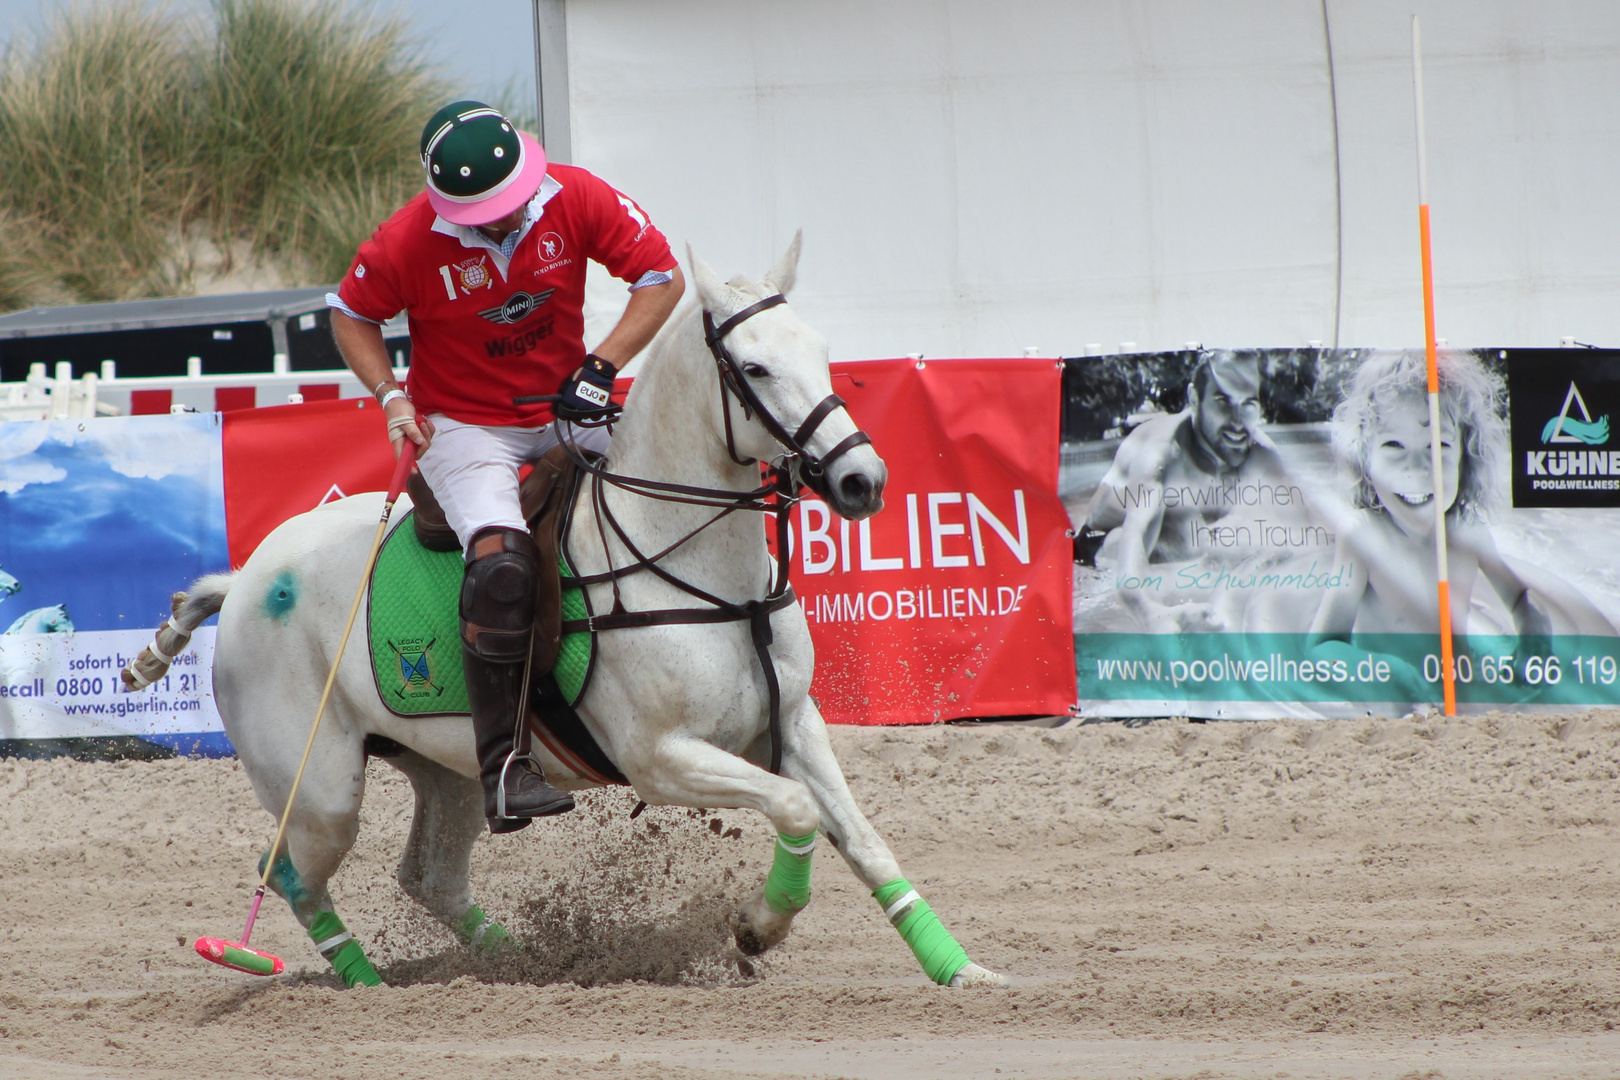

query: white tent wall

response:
[563,0,1620,360]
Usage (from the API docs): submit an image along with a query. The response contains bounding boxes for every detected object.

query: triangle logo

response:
[1540,382,1610,446]
[317,484,348,506]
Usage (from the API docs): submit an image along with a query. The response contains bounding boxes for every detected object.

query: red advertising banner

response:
[797,358,1074,724]
[221,398,395,566]
[218,360,1076,723]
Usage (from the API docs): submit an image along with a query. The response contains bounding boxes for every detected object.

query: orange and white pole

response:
[1412,15,1457,716]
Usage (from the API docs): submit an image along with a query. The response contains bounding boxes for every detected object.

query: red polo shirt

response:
[337,164,675,426]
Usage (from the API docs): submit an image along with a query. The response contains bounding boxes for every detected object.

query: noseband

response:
[703,294,872,499]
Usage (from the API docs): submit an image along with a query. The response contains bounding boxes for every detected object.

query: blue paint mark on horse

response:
[258,849,309,908]
[263,571,297,623]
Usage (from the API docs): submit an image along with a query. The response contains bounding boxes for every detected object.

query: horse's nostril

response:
[840,473,872,504]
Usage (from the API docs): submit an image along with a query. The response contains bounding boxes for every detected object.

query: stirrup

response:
[493,747,541,821]
[491,747,574,822]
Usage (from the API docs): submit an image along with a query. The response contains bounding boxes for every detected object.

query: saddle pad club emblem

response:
[479,288,556,326]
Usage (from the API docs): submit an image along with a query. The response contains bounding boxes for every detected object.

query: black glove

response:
[555,354,618,421]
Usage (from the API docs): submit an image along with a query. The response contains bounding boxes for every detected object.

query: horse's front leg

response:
[779,699,1007,988]
[624,732,824,956]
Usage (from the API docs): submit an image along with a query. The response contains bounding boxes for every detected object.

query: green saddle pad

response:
[368,511,594,716]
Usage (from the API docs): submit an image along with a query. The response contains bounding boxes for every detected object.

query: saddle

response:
[406,445,575,675]
[406,448,630,786]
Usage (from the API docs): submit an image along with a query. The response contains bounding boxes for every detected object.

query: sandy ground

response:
[1,712,1617,1080]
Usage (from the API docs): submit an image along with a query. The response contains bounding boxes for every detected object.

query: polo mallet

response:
[195,440,418,976]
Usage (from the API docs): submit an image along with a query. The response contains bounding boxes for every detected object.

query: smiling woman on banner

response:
[1309,349,1616,644]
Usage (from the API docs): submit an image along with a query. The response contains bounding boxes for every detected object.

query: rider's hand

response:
[383,393,433,456]
[554,354,618,421]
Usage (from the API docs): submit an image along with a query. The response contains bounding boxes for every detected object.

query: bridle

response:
[702,293,872,497]
[539,292,873,774]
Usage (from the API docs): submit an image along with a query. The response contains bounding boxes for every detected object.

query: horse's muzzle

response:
[823,458,887,521]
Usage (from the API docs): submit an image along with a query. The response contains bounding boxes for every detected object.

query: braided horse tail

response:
[121,573,235,691]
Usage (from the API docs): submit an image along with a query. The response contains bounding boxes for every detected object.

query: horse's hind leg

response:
[254,751,387,987]
[383,745,514,952]
[229,704,384,988]
[775,700,1007,988]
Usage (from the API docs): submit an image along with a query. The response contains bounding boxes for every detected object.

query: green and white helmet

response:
[419,100,546,226]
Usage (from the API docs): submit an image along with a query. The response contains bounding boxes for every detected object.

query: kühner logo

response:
[1526,381,1617,481]
[1541,382,1610,445]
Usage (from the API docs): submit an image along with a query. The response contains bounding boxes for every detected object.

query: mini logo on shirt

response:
[537,232,565,263]
[354,264,366,278]
[479,288,556,325]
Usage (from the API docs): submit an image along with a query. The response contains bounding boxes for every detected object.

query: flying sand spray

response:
[194,441,418,975]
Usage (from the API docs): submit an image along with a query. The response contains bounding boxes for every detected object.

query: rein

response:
[547,294,871,775]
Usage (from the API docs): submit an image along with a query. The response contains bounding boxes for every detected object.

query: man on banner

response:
[1079,352,1306,633]
[327,100,683,834]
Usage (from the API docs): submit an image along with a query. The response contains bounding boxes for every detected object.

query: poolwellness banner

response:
[1063,347,1620,718]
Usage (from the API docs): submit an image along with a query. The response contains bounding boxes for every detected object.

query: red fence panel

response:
[794,358,1074,723]
[219,360,1076,722]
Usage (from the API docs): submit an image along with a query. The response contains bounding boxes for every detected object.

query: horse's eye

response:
[742,363,768,379]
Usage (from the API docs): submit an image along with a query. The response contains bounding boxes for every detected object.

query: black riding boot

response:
[461,526,574,834]
[465,648,575,832]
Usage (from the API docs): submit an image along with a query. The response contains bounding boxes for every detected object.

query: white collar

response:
[429,174,564,277]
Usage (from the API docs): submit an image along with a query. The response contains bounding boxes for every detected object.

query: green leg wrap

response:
[307,910,382,988]
[456,905,514,953]
[762,830,817,914]
[873,878,971,986]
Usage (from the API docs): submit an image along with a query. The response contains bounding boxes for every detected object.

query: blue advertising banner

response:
[0,414,229,753]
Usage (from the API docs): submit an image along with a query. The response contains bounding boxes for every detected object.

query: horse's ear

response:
[686,244,730,312]
[763,230,802,297]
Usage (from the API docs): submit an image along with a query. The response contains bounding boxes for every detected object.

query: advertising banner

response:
[797,358,1075,724]
[223,360,1076,725]
[1064,347,1620,718]
[0,357,1077,754]
[0,414,229,753]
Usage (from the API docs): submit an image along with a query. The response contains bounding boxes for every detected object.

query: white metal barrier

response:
[0,357,407,422]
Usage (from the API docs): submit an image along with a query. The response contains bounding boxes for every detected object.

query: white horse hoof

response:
[949,962,1008,988]
[734,891,795,956]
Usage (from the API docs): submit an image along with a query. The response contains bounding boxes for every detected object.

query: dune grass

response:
[0,0,454,312]
[0,2,203,304]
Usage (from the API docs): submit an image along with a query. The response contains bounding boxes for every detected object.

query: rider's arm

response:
[589,266,686,368]
[331,310,430,455]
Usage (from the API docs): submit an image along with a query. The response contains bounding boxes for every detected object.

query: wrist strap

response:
[377,387,409,409]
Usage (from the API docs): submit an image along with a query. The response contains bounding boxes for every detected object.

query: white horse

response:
[132,238,1004,989]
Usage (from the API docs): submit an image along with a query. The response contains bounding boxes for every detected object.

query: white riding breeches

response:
[415,414,611,553]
